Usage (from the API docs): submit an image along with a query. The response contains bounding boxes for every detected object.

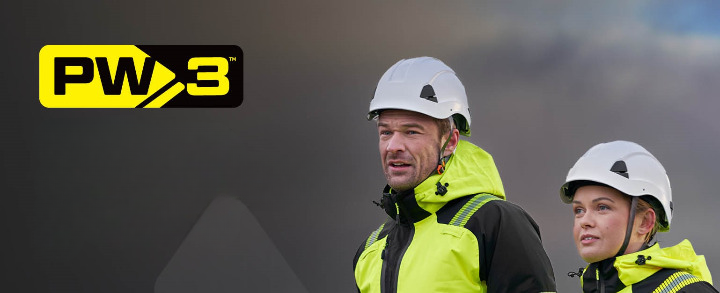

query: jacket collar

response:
[581,239,714,291]
[614,239,714,285]
[381,186,431,224]
[582,257,625,293]
[380,140,506,220]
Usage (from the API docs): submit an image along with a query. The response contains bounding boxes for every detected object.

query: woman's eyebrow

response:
[592,197,615,203]
[572,197,616,205]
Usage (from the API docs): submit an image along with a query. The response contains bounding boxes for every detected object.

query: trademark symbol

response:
[229,57,237,62]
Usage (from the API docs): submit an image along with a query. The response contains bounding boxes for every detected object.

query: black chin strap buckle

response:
[436,160,446,174]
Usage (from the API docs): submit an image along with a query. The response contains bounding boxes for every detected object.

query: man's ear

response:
[636,208,656,235]
[442,129,460,157]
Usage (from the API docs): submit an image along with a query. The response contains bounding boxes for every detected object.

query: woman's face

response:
[572,185,631,263]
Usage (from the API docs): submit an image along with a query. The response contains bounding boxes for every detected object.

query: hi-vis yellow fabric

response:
[355,140,504,292]
[614,239,713,288]
[411,140,506,212]
[581,239,714,292]
[355,203,491,292]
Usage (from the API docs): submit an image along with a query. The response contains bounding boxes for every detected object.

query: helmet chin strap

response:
[430,129,454,196]
[435,126,454,175]
[616,196,638,257]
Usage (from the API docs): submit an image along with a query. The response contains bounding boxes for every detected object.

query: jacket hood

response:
[411,140,505,213]
[581,239,714,291]
[614,239,714,285]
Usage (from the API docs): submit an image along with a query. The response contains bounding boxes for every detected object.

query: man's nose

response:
[386,134,406,153]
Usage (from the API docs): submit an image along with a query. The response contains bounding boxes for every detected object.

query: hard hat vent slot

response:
[611,160,629,178]
[420,85,438,103]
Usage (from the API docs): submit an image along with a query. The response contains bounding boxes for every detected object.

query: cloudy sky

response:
[3,0,720,292]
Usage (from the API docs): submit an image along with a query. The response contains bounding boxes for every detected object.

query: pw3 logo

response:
[39,45,243,108]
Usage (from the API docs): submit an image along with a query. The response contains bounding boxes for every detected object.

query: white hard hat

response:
[560,141,672,232]
[368,57,472,136]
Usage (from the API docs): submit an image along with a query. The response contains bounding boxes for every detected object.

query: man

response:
[353,57,556,293]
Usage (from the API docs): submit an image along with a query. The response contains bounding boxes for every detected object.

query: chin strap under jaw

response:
[616,196,638,257]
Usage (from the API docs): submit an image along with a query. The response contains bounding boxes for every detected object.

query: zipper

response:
[380,218,414,293]
[388,228,413,293]
[380,240,388,293]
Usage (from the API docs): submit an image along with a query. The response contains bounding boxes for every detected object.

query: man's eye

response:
[407,130,418,135]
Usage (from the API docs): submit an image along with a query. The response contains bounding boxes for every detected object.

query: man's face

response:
[377,110,444,192]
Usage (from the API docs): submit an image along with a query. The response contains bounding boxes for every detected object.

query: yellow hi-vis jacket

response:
[353,140,556,293]
[579,239,717,292]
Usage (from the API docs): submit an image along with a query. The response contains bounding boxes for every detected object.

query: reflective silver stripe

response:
[449,194,498,226]
[365,223,385,249]
[654,272,701,293]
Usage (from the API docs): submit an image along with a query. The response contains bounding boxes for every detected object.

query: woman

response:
[560,140,717,292]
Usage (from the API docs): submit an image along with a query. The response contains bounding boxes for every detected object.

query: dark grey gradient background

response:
[2,0,720,292]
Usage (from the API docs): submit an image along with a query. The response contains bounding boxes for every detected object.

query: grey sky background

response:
[2,0,720,292]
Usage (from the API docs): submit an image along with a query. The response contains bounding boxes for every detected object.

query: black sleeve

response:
[465,200,556,293]
[678,281,720,293]
[353,240,365,293]
[353,240,365,272]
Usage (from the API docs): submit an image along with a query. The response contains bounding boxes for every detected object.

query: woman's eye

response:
[598,205,610,211]
[573,207,584,215]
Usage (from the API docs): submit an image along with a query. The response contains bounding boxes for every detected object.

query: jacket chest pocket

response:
[397,225,481,286]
